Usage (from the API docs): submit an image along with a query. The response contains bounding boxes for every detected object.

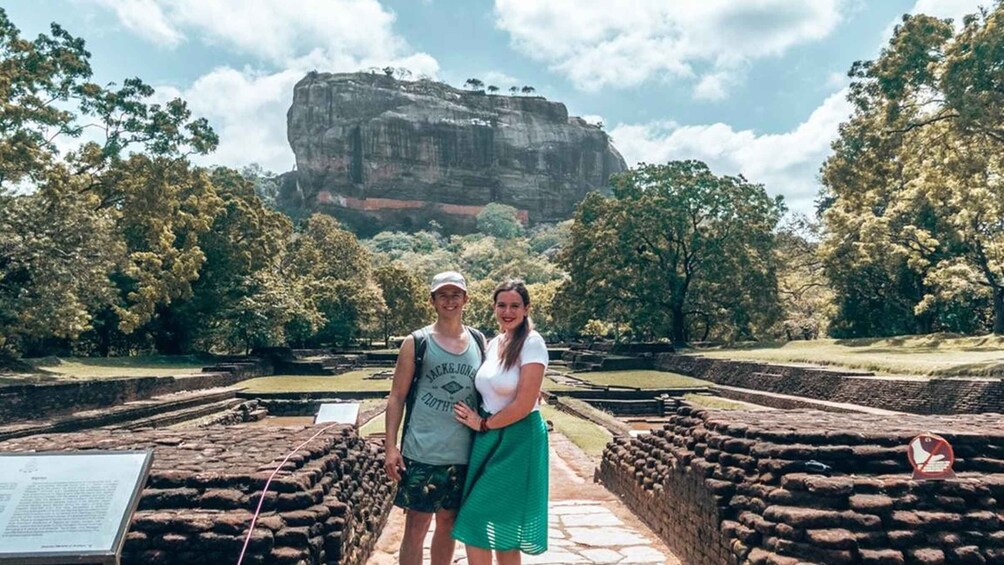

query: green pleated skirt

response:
[452,410,549,554]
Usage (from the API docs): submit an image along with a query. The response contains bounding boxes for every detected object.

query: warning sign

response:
[907,433,956,480]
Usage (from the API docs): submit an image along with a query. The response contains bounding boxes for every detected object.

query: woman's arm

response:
[454,362,544,431]
[481,362,544,428]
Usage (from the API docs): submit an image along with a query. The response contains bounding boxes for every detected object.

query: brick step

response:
[114,397,247,430]
[713,385,904,415]
[0,388,239,442]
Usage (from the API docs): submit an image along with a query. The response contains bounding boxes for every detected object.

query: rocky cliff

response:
[281,72,626,235]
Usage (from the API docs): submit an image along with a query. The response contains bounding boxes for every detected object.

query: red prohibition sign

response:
[907,433,956,480]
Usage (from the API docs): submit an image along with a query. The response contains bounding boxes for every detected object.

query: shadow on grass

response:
[930,361,1004,378]
[833,332,970,348]
[61,354,211,367]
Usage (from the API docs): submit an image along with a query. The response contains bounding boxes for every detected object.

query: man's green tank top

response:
[401,333,481,465]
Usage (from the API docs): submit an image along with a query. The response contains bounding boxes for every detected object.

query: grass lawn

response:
[240,369,392,393]
[28,355,208,379]
[683,393,753,410]
[359,412,387,437]
[540,405,613,458]
[572,370,711,389]
[693,333,1004,377]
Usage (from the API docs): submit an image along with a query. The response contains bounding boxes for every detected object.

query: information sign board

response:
[314,402,361,425]
[0,450,153,565]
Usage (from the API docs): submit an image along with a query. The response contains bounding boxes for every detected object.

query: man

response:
[384,271,485,565]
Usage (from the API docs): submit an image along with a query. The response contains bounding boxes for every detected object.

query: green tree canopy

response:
[560,160,785,344]
[374,262,434,343]
[821,5,1004,335]
[287,214,383,346]
[476,202,525,239]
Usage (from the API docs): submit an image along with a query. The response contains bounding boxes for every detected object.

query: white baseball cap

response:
[431,271,467,293]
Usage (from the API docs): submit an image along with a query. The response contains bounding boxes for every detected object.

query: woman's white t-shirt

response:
[475,330,549,414]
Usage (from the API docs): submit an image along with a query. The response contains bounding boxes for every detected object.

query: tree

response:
[774,215,834,340]
[374,263,434,343]
[151,166,297,353]
[285,214,383,346]
[241,163,279,209]
[452,235,561,285]
[521,85,536,95]
[0,9,217,354]
[0,173,121,351]
[820,6,1004,334]
[102,156,223,338]
[528,221,571,255]
[509,86,519,95]
[383,66,395,77]
[476,202,525,239]
[487,85,499,94]
[464,78,484,91]
[560,161,785,344]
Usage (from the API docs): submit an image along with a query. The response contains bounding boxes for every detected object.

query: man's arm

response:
[384,335,416,482]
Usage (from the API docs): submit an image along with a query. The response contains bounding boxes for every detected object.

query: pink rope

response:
[235,423,340,565]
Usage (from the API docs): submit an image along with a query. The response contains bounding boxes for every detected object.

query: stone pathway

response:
[367,433,680,564]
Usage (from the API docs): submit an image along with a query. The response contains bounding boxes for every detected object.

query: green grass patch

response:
[240,369,392,393]
[573,370,711,389]
[540,405,613,458]
[555,398,632,435]
[31,355,208,379]
[693,333,1004,377]
[359,409,387,437]
[682,393,751,410]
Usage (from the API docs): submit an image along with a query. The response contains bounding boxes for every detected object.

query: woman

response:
[451,279,549,564]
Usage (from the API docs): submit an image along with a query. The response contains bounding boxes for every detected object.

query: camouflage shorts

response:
[393,457,468,513]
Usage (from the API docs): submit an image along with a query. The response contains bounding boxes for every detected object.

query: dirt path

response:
[367,432,680,564]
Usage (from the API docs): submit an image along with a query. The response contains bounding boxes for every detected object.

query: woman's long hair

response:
[494,279,534,370]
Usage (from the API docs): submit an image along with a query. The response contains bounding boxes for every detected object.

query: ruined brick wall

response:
[0,358,271,425]
[655,354,1004,414]
[597,407,1004,565]
[0,424,394,565]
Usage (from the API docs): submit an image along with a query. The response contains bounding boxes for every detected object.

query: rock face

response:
[283,72,626,234]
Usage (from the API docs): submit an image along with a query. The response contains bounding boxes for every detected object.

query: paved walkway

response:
[367,433,680,564]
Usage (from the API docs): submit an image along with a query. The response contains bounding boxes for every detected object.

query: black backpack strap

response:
[401,327,429,444]
[466,326,487,362]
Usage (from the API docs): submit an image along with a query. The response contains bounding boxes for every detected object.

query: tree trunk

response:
[994,287,1004,335]
[671,305,686,345]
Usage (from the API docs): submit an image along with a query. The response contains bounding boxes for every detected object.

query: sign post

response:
[907,433,956,480]
[0,450,154,565]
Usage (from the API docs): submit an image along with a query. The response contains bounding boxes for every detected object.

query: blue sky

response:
[6,0,991,213]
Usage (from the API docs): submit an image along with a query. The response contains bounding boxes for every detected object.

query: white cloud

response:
[880,0,991,40]
[493,0,847,95]
[608,89,853,213]
[90,0,183,47]
[481,71,522,90]
[825,71,848,90]
[83,0,440,172]
[87,0,418,67]
[693,72,732,101]
[909,0,990,24]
